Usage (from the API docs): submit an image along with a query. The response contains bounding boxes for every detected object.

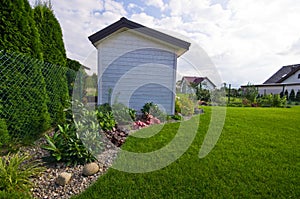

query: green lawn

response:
[74,107,300,198]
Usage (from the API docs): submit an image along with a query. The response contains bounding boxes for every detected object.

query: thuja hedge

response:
[34,3,69,125]
[0,0,74,143]
[0,51,51,142]
[0,0,42,59]
[0,0,51,142]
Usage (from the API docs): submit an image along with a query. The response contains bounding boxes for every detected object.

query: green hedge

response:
[0,118,10,147]
[34,3,69,125]
[0,0,51,142]
[0,51,50,142]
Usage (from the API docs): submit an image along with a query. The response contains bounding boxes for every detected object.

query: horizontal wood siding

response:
[98,31,176,114]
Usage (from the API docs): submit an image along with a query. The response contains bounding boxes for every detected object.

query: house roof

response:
[264,64,300,84]
[88,17,191,56]
[182,76,216,87]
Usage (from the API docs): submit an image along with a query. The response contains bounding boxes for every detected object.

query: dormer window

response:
[298,74,300,79]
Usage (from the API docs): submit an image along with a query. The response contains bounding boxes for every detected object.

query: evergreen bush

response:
[34,3,69,125]
[284,90,289,100]
[289,89,295,101]
[296,90,300,102]
[0,51,50,142]
[0,119,10,148]
[0,0,50,142]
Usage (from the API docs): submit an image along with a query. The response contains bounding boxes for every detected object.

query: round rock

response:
[56,172,72,186]
[82,162,99,176]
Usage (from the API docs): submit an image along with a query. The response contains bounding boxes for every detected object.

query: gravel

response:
[18,133,120,199]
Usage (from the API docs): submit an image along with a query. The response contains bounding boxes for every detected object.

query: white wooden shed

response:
[88,17,190,114]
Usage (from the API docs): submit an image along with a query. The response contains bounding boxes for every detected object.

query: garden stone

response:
[56,172,72,186]
[83,162,99,176]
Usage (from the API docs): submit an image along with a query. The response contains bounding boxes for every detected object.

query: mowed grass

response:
[74,107,300,198]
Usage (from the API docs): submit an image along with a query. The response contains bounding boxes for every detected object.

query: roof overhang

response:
[241,83,300,88]
[88,17,191,57]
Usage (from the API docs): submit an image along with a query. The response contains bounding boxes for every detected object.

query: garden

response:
[1,86,300,198]
[1,1,299,198]
[74,106,300,198]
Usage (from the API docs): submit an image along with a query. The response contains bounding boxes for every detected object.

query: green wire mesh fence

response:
[0,50,86,141]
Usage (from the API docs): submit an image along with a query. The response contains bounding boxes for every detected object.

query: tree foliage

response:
[242,83,258,103]
[0,0,50,141]
[0,0,42,59]
[296,90,300,102]
[33,3,69,125]
[289,89,295,102]
[66,58,81,97]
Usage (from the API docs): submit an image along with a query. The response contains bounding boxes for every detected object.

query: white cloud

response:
[27,0,300,86]
[161,0,300,86]
[145,0,166,11]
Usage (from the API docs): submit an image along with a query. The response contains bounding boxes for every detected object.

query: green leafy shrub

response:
[257,94,286,107]
[96,103,117,131]
[43,101,103,165]
[0,119,10,148]
[175,97,182,114]
[242,83,258,103]
[196,89,210,101]
[0,152,44,196]
[97,103,112,113]
[175,96,194,116]
[141,102,167,121]
[171,114,182,120]
[43,124,95,165]
[273,94,286,107]
[112,103,136,125]
[96,111,116,131]
[74,107,103,155]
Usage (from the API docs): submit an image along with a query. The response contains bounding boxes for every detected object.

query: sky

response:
[29,0,300,87]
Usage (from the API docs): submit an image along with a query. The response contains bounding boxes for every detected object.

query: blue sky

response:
[29,0,300,87]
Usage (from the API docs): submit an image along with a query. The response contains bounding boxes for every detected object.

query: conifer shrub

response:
[0,119,10,148]
[34,3,69,125]
[0,0,50,142]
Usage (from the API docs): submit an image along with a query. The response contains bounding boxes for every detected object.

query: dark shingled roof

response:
[88,17,191,54]
[264,64,300,84]
[182,76,216,87]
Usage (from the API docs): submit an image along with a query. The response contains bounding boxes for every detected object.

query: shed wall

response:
[97,30,177,114]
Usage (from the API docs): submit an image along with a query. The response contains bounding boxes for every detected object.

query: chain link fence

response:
[0,50,85,141]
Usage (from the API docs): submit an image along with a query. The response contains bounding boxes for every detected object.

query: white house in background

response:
[242,64,300,95]
[88,17,190,114]
[180,76,216,94]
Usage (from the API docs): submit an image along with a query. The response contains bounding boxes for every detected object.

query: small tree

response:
[34,3,69,125]
[296,90,300,102]
[242,83,258,103]
[289,89,295,101]
[190,82,210,101]
[280,91,284,98]
[284,90,289,101]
